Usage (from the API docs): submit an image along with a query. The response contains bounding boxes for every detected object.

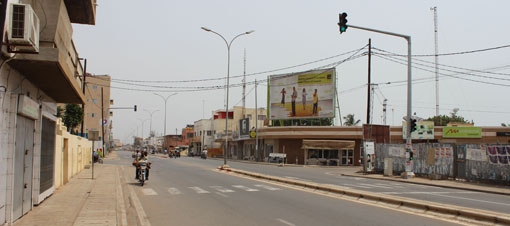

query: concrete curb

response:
[340,173,510,196]
[222,167,510,225]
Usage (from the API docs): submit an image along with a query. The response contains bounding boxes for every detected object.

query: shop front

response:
[303,140,356,166]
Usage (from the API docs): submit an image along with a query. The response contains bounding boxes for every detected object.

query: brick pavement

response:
[14,153,126,226]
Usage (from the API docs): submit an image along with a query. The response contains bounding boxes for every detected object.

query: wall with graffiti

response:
[374,143,455,177]
[456,144,510,185]
[374,143,510,185]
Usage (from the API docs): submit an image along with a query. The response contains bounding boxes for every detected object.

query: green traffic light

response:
[341,27,347,32]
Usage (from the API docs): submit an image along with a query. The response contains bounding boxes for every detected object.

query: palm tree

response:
[343,114,360,126]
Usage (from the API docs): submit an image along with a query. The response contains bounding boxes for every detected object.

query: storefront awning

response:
[302,140,355,150]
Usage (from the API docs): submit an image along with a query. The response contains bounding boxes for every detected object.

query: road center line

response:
[277,218,296,226]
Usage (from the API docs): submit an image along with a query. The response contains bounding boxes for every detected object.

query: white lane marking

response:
[353,178,366,181]
[381,191,476,195]
[283,176,312,182]
[359,183,394,189]
[254,184,282,191]
[215,192,228,198]
[210,186,235,193]
[343,184,372,189]
[429,193,510,206]
[168,187,182,195]
[277,218,296,226]
[232,185,259,192]
[374,183,405,188]
[189,187,210,194]
[142,188,158,196]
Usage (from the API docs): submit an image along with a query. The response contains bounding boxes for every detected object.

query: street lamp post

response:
[154,93,177,136]
[137,118,149,139]
[201,27,254,167]
[144,109,160,137]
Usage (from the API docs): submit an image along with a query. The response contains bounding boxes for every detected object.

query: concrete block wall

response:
[54,119,92,189]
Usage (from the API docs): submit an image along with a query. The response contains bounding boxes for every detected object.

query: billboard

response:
[402,121,435,140]
[239,118,250,137]
[268,68,336,120]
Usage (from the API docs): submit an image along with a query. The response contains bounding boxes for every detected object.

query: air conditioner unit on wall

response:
[7,3,40,53]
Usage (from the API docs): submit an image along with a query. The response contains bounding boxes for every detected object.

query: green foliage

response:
[62,104,83,132]
[271,118,333,126]
[426,108,473,126]
[343,114,360,126]
[502,123,508,127]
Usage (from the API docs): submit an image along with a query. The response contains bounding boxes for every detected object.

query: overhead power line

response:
[374,44,510,57]
[93,46,368,84]
[373,54,510,87]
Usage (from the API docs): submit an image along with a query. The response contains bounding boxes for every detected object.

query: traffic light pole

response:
[347,24,414,177]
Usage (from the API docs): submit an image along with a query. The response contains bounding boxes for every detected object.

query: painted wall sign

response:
[443,127,482,138]
[17,95,40,120]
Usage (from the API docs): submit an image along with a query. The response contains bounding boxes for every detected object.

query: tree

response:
[62,104,83,133]
[343,114,360,126]
[426,108,473,126]
[502,123,508,127]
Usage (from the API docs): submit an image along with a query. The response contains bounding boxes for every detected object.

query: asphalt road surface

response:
[171,155,510,214]
[111,151,462,226]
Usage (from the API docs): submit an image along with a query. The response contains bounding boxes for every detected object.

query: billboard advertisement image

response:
[268,68,336,120]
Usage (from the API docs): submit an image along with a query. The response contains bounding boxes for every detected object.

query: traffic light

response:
[410,119,417,132]
[409,151,414,160]
[134,105,137,112]
[338,12,348,33]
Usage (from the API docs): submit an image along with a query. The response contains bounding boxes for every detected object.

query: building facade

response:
[0,0,96,224]
[82,75,112,153]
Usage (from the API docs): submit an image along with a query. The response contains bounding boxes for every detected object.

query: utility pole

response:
[255,79,259,162]
[366,39,372,124]
[383,99,387,125]
[101,87,105,155]
[431,6,439,116]
[242,49,247,118]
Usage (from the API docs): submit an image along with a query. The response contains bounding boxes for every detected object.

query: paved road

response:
[112,151,460,226]
[165,156,510,214]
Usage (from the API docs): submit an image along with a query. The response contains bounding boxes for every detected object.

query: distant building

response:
[82,75,112,152]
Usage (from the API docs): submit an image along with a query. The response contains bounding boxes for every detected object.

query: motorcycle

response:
[137,162,148,186]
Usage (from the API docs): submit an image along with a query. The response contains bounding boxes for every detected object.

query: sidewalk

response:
[341,172,510,195]
[14,153,126,226]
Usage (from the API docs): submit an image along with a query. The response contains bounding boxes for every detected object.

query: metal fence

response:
[375,143,455,178]
[375,143,510,185]
[456,144,510,185]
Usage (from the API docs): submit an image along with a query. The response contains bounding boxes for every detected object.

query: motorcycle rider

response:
[136,151,151,180]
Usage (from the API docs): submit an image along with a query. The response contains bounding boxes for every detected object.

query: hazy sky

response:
[72,0,510,143]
